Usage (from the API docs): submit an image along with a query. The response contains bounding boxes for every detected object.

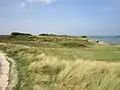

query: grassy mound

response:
[0,43,120,90]
[59,41,87,48]
[0,35,94,48]
[0,34,120,90]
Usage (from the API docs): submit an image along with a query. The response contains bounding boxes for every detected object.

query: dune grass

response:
[0,43,120,90]
[0,35,120,90]
[0,62,1,77]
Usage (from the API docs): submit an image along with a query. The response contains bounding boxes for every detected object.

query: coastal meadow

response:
[0,35,120,90]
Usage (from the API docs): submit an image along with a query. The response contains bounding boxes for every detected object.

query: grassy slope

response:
[0,35,120,90]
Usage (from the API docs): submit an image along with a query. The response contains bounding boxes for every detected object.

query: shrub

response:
[59,41,87,48]
[39,33,56,36]
[11,32,32,36]
[81,35,87,38]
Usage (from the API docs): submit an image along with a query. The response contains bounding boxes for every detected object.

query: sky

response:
[0,0,120,35]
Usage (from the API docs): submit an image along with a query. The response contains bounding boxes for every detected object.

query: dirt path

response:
[0,53,9,90]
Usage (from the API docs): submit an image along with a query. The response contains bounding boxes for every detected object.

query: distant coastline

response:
[88,36,120,45]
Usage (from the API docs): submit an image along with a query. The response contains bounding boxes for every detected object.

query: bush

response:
[11,32,32,36]
[59,41,87,48]
[81,35,87,38]
[39,33,56,36]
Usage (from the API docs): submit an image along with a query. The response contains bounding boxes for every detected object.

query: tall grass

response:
[0,35,94,48]
[0,43,120,90]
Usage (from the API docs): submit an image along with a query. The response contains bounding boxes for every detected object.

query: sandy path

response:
[0,53,9,90]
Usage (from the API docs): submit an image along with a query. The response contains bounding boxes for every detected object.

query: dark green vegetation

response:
[81,35,87,38]
[0,33,93,48]
[11,32,32,36]
[0,33,120,90]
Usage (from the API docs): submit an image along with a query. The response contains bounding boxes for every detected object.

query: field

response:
[0,34,120,90]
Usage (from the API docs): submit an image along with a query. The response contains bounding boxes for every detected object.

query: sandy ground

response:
[0,53,9,90]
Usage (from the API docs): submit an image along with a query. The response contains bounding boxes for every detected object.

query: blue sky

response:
[0,0,120,35]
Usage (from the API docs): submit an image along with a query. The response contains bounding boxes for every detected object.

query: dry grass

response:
[0,43,120,90]
[28,55,120,90]
[0,62,2,77]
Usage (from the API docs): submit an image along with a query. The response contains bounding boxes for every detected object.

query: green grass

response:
[0,35,120,90]
[0,35,94,48]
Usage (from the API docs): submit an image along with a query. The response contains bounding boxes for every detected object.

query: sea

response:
[88,36,120,45]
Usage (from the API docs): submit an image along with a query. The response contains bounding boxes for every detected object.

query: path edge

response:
[0,51,18,90]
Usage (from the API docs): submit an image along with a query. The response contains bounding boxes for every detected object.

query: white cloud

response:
[19,0,56,7]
